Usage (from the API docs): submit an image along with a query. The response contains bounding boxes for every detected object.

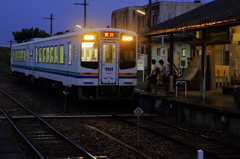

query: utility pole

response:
[146,0,152,91]
[74,0,89,28]
[8,40,15,48]
[43,14,54,36]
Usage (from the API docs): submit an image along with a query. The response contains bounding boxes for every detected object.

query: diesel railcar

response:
[10,28,138,100]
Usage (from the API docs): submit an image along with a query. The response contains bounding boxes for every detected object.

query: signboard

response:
[100,31,119,38]
[133,107,144,117]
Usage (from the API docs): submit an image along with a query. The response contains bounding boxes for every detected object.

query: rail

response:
[0,89,96,159]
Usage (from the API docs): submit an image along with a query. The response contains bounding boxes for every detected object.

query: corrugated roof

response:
[144,0,240,36]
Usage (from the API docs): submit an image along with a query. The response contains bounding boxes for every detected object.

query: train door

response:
[67,42,72,86]
[99,42,118,85]
[27,47,34,75]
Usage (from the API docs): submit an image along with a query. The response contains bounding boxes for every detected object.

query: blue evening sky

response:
[0,0,212,46]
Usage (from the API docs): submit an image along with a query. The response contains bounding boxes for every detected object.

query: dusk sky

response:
[0,0,212,46]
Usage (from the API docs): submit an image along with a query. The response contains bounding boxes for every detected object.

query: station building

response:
[112,0,240,94]
[111,0,205,70]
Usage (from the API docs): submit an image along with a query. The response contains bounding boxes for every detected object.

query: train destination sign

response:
[100,31,119,38]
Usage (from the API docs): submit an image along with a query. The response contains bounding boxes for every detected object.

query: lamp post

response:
[75,24,83,28]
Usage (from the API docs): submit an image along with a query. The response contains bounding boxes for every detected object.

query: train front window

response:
[120,34,136,69]
[81,42,98,69]
[103,45,115,63]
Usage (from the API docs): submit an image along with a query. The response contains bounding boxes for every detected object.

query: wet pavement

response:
[135,84,240,114]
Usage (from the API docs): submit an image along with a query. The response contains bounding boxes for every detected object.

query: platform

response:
[135,84,240,137]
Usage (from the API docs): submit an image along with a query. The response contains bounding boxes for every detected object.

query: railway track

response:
[0,89,96,159]
[2,70,240,158]
[116,116,240,159]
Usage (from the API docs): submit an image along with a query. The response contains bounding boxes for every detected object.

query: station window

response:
[215,45,229,66]
[182,49,186,57]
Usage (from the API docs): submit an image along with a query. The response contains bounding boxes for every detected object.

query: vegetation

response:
[12,27,50,43]
[0,46,10,71]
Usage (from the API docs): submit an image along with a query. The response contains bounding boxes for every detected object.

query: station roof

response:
[143,0,240,36]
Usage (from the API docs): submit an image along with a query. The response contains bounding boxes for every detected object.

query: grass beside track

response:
[0,46,10,72]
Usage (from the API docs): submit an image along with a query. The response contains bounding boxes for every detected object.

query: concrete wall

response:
[135,92,240,137]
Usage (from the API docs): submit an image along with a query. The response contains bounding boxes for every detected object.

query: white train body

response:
[11,28,137,100]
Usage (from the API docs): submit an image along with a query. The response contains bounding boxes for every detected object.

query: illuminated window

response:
[38,48,42,62]
[54,46,58,63]
[103,44,115,63]
[50,46,54,63]
[43,47,46,62]
[68,43,72,65]
[182,49,186,57]
[46,47,50,63]
[215,44,229,66]
[81,42,98,62]
[59,45,64,64]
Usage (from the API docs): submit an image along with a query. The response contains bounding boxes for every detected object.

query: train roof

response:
[12,28,137,48]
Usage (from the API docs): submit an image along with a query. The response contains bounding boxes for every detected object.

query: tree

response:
[12,27,50,43]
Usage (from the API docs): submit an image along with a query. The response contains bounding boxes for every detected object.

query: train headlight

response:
[84,35,95,40]
[122,36,133,41]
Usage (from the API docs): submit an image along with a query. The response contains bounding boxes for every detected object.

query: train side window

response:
[35,47,38,62]
[24,49,26,61]
[38,48,42,62]
[43,47,46,63]
[18,50,20,61]
[46,47,50,63]
[59,45,65,64]
[13,50,15,61]
[50,46,54,63]
[15,50,18,61]
[18,50,21,61]
[68,42,72,65]
[73,45,77,63]
[16,50,18,61]
[21,50,23,61]
[54,46,58,63]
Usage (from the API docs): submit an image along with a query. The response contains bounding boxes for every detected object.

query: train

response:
[10,28,138,100]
